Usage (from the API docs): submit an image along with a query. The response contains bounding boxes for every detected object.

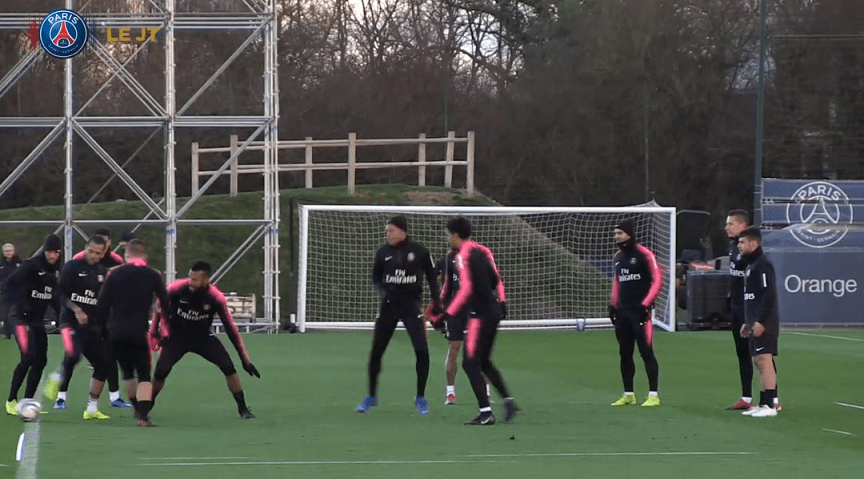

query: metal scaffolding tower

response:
[0,0,281,327]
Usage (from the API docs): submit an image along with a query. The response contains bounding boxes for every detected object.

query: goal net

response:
[298,205,676,332]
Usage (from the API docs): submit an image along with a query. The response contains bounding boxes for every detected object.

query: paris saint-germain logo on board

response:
[39,9,89,59]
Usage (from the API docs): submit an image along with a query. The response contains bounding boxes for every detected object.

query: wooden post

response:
[418,133,426,187]
[348,132,356,195]
[230,134,239,197]
[444,130,455,188]
[466,131,475,197]
[305,137,313,189]
[191,142,199,195]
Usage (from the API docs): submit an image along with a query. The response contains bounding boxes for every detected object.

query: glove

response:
[430,300,443,316]
[608,305,617,325]
[639,305,652,325]
[147,331,162,352]
[429,313,448,331]
[426,302,445,329]
[378,285,394,304]
[243,361,261,378]
[500,302,507,320]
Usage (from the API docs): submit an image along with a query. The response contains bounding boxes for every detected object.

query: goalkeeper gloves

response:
[243,362,261,378]
[608,305,617,325]
[500,302,507,320]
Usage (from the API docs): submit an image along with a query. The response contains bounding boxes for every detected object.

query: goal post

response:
[298,205,677,332]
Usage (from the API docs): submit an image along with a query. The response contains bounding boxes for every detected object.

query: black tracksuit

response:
[5,254,60,401]
[729,238,753,398]
[610,240,662,393]
[97,260,169,382]
[1,254,22,338]
[366,238,440,399]
[743,247,780,356]
[56,258,110,389]
[445,240,511,410]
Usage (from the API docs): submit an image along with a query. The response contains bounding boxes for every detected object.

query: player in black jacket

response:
[609,219,662,407]
[724,210,754,410]
[738,227,780,418]
[42,235,112,419]
[1,243,22,339]
[356,216,441,415]
[96,239,169,427]
[5,234,62,416]
[431,217,517,425]
[150,261,259,419]
[74,229,132,408]
[437,248,491,406]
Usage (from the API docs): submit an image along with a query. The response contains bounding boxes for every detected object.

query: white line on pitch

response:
[462,451,753,458]
[836,402,864,410]
[822,428,854,436]
[139,457,250,460]
[787,332,864,342]
[144,460,502,466]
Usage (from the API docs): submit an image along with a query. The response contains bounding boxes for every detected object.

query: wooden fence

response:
[191,131,475,196]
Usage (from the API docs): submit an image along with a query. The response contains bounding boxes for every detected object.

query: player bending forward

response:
[150,261,260,419]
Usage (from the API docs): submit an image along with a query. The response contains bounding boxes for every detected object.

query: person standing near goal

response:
[609,219,662,407]
[737,227,780,418]
[356,216,441,415]
[431,217,518,425]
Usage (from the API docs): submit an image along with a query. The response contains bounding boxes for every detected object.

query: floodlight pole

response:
[753,0,768,226]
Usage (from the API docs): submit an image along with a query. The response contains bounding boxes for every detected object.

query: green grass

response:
[2,329,863,478]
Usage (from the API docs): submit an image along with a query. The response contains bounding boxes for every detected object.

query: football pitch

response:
[1,328,863,479]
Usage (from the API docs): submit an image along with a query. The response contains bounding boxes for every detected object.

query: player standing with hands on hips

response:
[608,219,662,407]
[737,227,780,418]
[357,216,441,415]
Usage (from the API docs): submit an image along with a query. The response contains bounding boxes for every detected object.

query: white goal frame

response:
[297,205,677,332]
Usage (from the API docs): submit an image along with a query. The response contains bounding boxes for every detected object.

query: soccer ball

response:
[576,317,586,332]
[18,399,41,422]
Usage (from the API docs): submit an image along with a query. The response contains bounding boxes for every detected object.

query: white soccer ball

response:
[576,317,586,332]
[18,399,41,422]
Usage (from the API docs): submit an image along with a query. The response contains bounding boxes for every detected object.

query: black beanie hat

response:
[388,215,408,233]
[43,234,62,252]
[614,219,636,240]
